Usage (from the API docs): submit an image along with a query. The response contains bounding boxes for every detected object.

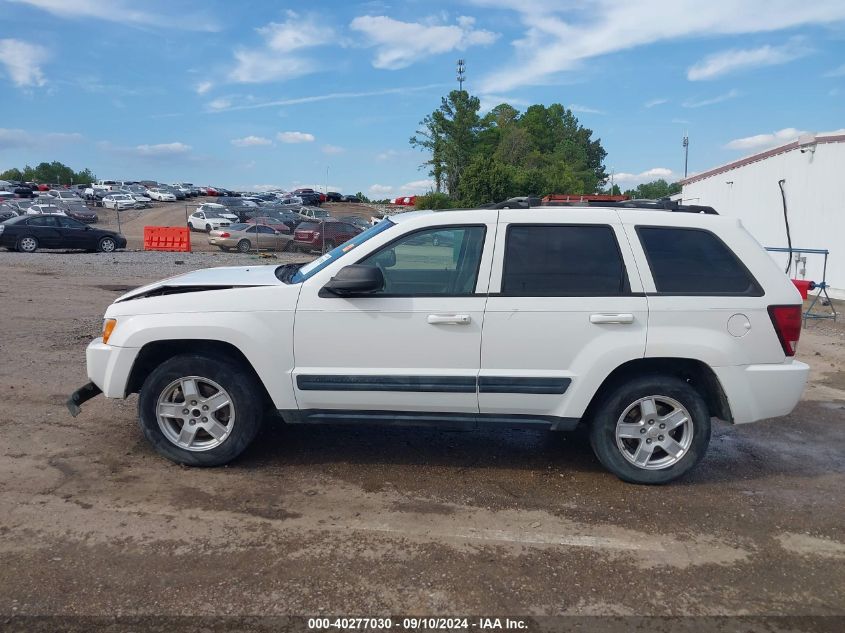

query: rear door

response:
[26,215,63,247]
[480,209,648,422]
[56,216,89,248]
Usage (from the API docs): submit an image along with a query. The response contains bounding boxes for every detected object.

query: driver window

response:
[359,226,485,295]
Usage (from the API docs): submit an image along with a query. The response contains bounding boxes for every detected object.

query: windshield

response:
[289,219,395,284]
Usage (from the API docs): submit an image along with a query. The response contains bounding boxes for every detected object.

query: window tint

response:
[359,226,486,296]
[638,227,760,295]
[502,225,626,296]
[28,216,58,227]
[57,216,83,228]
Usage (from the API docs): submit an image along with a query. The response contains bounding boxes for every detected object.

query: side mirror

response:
[321,265,384,296]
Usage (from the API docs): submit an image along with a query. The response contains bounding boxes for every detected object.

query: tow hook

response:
[66,382,103,417]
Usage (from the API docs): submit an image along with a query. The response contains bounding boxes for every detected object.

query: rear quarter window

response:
[637,226,762,296]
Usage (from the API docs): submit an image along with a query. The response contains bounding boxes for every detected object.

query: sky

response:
[0,0,843,196]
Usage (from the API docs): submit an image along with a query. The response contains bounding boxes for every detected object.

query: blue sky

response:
[1,0,843,196]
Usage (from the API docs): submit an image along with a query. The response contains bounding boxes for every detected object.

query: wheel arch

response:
[126,339,275,411]
[582,357,732,425]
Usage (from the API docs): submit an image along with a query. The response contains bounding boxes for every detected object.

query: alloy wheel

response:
[156,376,235,452]
[614,395,694,470]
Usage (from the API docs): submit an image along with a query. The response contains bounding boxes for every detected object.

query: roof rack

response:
[484,196,718,215]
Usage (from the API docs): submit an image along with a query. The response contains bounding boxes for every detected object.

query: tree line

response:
[409,90,680,208]
[1,161,97,186]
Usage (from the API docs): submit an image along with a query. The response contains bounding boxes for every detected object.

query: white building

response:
[680,132,845,300]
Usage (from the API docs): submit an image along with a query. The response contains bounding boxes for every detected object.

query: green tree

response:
[459,155,514,206]
[414,192,457,210]
[1,161,96,185]
[623,179,681,199]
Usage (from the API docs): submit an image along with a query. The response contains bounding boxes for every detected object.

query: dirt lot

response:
[0,250,843,627]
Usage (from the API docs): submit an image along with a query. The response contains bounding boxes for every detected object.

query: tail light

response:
[219,232,230,238]
[767,305,802,356]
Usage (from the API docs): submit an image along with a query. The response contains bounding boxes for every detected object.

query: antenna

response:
[682,132,689,179]
[456,59,465,91]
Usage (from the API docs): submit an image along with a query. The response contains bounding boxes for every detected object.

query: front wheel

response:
[137,354,265,466]
[17,235,39,253]
[98,236,116,253]
[589,375,710,484]
[205,224,212,232]
[236,239,251,253]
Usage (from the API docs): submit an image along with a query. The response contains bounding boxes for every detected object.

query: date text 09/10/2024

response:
[307,617,529,630]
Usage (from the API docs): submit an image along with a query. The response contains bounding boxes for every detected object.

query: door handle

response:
[427,314,471,325]
[590,313,634,325]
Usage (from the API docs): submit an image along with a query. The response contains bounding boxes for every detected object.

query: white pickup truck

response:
[68,202,809,484]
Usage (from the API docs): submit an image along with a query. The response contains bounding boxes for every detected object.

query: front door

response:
[293,216,497,419]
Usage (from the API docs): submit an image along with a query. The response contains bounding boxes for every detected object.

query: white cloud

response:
[9,0,219,31]
[398,179,436,195]
[195,81,213,95]
[207,97,233,111]
[369,184,394,195]
[724,127,807,151]
[322,144,345,154]
[228,12,329,84]
[350,15,498,69]
[133,142,192,157]
[0,128,83,149]
[205,83,447,113]
[825,63,845,77]
[231,135,273,147]
[682,89,740,108]
[644,98,668,108]
[613,167,675,185]
[0,39,49,87]
[277,131,315,143]
[687,41,810,81]
[569,103,604,114]
[473,0,845,93]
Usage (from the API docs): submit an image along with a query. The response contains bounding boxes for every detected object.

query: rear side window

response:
[502,225,627,296]
[637,227,762,295]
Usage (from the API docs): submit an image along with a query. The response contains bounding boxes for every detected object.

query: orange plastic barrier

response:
[791,279,816,300]
[143,226,191,252]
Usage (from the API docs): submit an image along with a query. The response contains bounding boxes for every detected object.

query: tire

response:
[17,235,38,253]
[589,375,710,484]
[137,353,265,466]
[98,237,116,253]
[188,222,195,231]
[237,239,251,253]
[218,246,231,252]
[205,224,212,232]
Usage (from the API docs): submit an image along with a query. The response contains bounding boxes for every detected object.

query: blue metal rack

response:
[765,247,838,323]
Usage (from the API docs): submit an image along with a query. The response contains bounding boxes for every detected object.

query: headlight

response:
[102,318,117,344]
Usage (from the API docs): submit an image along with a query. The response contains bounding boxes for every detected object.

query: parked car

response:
[342,215,373,231]
[67,202,809,484]
[342,195,362,203]
[188,209,232,232]
[299,206,333,221]
[325,191,342,202]
[163,186,186,200]
[0,203,19,221]
[259,209,303,232]
[292,219,361,252]
[102,194,138,210]
[277,196,303,211]
[245,216,291,234]
[147,188,177,202]
[63,202,99,223]
[0,191,13,201]
[203,186,219,196]
[0,214,126,252]
[25,203,66,215]
[297,192,322,206]
[207,223,292,252]
[197,203,238,222]
[48,189,83,203]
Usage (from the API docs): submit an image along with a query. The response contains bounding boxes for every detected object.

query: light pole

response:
[682,133,689,179]
[325,166,329,195]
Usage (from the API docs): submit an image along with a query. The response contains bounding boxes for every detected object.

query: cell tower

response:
[457,59,466,91]
[682,133,689,178]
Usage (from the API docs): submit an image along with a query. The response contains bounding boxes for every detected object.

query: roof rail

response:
[483,196,717,214]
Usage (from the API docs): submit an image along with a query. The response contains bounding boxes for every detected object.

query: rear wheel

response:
[137,354,264,466]
[589,375,710,484]
[237,239,251,253]
[98,237,116,253]
[17,235,38,253]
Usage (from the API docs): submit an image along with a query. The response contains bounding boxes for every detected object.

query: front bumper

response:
[67,382,102,417]
[85,338,140,399]
[714,361,810,424]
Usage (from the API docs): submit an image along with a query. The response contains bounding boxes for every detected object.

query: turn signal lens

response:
[102,318,117,344]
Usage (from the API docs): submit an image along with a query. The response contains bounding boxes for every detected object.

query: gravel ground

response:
[0,251,844,630]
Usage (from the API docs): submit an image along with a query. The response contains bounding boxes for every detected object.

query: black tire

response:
[237,239,251,253]
[187,222,195,232]
[205,223,212,232]
[17,235,38,253]
[282,240,293,252]
[589,375,711,484]
[137,353,265,466]
[218,246,231,252]
[98,236,117,253]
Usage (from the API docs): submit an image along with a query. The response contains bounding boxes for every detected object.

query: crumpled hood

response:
[115,265,283,302]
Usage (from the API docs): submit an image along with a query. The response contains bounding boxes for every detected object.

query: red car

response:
[293,220,361,252]
[245,216,291,233]
[205,186,219,196]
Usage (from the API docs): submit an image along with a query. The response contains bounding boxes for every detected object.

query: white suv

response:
[68,202,809,484]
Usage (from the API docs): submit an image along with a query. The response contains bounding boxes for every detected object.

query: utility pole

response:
[456,59,465,91]
[682,133,689,179]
